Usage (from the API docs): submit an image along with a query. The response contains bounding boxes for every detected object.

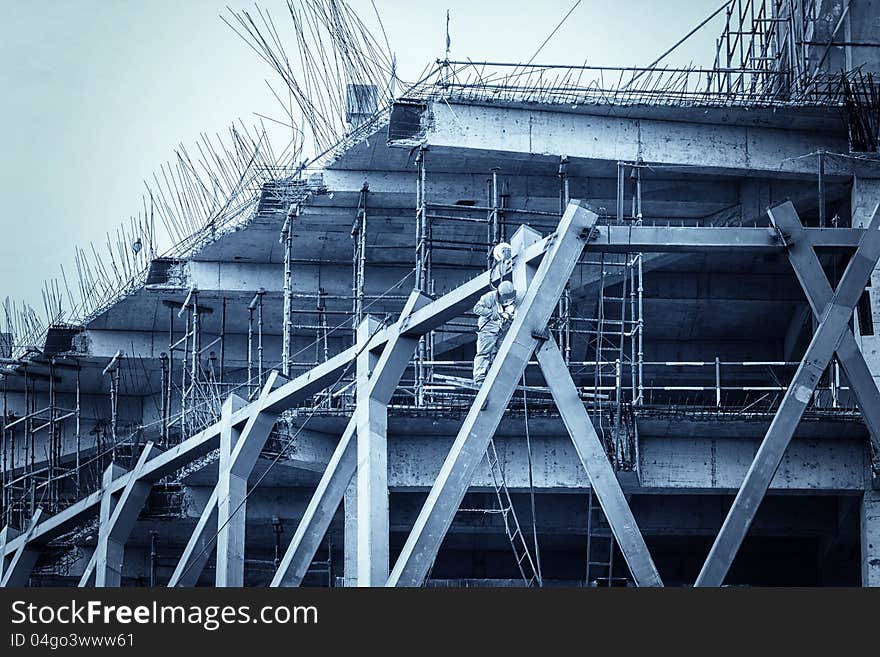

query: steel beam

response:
[387,200,596,587]
[0,509,43,587]
[588,225,863,253]
[768,201,880,462]
[695,206,880,586]
[0,526,20,583]
[79,443,158,587]
[535,338,662,586]
[167,488,218,587]
[356,315,386,586]
[270,290,431,587]
[511,225,542,296]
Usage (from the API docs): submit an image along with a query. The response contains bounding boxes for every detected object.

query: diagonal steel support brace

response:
[270,290,431,587]
[535,337,662,586]
[168,376,283,588]
[0,526,21,584]
[79,442,159,587]
[696,204,880,587]
[0,509,43,587]
[386,200,596,587]
[768,201,880,471]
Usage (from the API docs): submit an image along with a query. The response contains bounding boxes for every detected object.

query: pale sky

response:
[0,0,722,319]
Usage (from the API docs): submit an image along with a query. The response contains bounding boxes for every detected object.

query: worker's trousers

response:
[473,326,507,384]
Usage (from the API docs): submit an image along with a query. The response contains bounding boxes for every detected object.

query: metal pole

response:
[181,312,189,437]
[159,353,168,445]
[630,256,637,403]
[219,297,226,385]
[149,530,159,587]
[415,147,427,406]
[75,361,81,498]
[715,356,722,407]
[167,306,174,439]
[191,290,200,428]
[1,376,6,523]
[282,209,294,378]
[111,367,120,463]
[637,254,644,405]
[832,359,840,408]
[616,162,624,224]
[257,289,264,389]
[49,360,56,510]
[247,304,254,399]
[491,167,500,246]
[559,155,569,214]
[818,148,826,228]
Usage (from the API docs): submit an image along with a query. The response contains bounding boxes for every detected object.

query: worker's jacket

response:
[473,290,516,333]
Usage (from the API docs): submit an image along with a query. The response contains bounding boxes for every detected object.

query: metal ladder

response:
[485,438,542,587]
[593,252,630,469]
[307,542,333,586]
[585,488,628,587]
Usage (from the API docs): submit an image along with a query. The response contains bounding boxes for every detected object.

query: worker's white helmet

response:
[497,281,516,304]
[492,242,512,262]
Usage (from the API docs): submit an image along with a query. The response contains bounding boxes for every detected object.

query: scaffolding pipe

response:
[282,209,294,378]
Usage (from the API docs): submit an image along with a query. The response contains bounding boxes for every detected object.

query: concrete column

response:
[343,480,357,587]
[94,463,127,587]
[216,395,246,587]
[854,179,880,398]
[862,489,880,586]
[857,179,880,577]
[356,315,387,586]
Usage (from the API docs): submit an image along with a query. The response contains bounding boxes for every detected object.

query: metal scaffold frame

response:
[2,201,879,588]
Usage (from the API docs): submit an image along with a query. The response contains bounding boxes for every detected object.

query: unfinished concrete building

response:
[4,0,880,587]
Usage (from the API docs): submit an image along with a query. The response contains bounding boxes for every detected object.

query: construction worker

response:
[472,280,518,384]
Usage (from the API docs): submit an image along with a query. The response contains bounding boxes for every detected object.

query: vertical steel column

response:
[215,394,246,587]
[271,291,431,588]
[355,315,388,586]
[84,443,156,588]
[94,462,126,587]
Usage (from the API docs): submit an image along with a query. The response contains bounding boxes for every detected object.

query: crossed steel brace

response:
[3,200,879,588]
[272,200,663,587]
[695,201,880,586]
